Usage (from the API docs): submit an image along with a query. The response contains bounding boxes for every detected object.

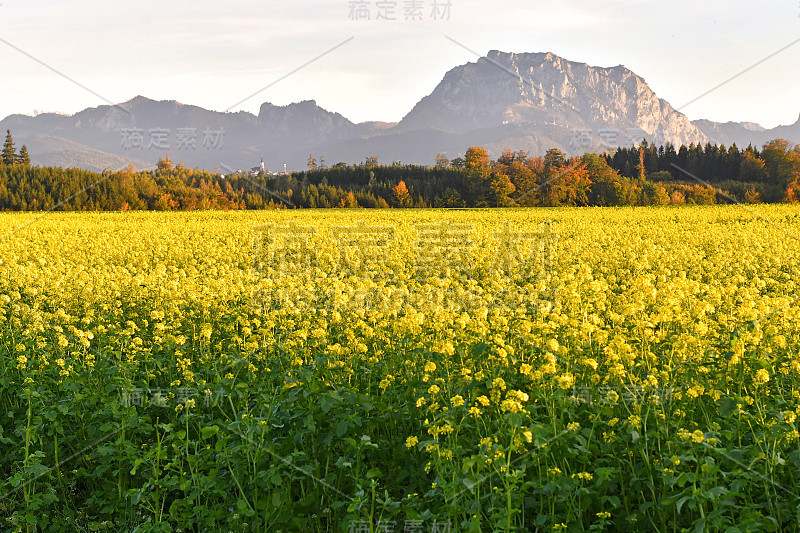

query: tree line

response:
[0,128,798,210]
[607,139,800,203]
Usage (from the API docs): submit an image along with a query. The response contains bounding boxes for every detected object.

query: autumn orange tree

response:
[488,172,516,207]
[463,146,492,205]
[392,180,412,207]
[536,149,592,206]
[495,149,539,206]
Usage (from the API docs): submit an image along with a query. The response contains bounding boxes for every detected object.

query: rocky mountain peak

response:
[398,50,707,150]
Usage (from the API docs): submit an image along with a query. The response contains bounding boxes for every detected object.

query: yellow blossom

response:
[754,369,770,385]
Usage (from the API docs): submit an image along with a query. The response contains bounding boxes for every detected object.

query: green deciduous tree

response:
[738,150,767,182]
[584,153,634,206]
[760,139,800,201]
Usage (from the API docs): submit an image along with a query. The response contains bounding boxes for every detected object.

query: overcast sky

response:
[1,0,798,128]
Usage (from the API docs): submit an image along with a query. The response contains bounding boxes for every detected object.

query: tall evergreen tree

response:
[17,145,30,167]
[2,130,16,165]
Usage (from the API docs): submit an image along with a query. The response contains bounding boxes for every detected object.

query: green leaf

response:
[462,476,479,491]
[471,342,488,357]
[130,458,145,475]
[319,395,334,414]
[718,397,737,416]
[505,413,522,427]
[305,416,317,432]
[694,518,706,533]
[676,495,692,514]
[200,425,219,439]
[789,450,800,466]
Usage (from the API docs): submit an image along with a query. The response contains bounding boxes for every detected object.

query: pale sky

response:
[1,0,798,128]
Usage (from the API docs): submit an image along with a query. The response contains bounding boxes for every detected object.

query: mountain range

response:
[2,50,798,173]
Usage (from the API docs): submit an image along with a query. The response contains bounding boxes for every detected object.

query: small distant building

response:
[249,156,267,176]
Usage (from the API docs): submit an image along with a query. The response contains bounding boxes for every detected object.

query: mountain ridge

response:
[1,52,797,172]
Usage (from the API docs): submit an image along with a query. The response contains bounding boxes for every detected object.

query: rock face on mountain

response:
[398,51,708,150]
[1,51,797,172]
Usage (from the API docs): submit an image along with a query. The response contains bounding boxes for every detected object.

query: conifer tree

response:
[17,145,30,167]
[2,130,16,165]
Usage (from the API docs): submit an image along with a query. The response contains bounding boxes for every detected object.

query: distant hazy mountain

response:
[690,114,800,150]
[1,51,797,172]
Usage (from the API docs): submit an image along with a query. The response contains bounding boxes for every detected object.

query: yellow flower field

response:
[1,207,800,532]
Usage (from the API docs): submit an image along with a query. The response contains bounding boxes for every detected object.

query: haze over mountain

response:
[2,50,798,173]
